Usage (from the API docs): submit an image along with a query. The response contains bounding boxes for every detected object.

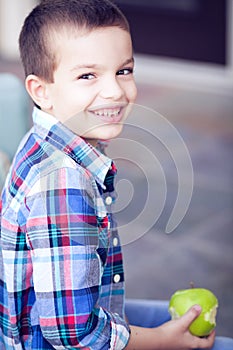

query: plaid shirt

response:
[0,108,130,349]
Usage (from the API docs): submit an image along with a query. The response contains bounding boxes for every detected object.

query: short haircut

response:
[19,0,130,82]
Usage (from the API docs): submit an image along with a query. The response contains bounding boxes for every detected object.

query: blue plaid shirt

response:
[0,107,130,349]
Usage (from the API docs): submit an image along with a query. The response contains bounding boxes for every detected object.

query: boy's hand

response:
[126,305,216,350]
[157,305,216,349]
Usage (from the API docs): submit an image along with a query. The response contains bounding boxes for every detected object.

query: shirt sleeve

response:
[24,164,130,349]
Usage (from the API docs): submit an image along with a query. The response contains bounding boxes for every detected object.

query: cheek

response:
[67,86,97,109]
[127,82,137,103]
[56,90,92,118]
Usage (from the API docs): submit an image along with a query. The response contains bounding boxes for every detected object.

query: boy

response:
[0,0,231,348]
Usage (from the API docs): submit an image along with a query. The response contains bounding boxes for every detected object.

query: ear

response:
[25,74,52,110]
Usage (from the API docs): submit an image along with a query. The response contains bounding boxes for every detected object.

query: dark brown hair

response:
[19,0,130,82]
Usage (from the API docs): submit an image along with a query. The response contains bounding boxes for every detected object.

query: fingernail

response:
[193,304,202,312]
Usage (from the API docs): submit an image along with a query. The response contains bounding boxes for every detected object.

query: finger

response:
[179,305,202,329]
[194,330,216,349]
[205,330,216,344]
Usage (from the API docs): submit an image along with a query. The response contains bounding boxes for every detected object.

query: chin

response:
[89,124,124,142]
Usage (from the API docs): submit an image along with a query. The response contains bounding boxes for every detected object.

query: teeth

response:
[93,109,121,117]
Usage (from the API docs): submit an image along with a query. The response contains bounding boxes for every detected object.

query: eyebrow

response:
[70,57,134,72]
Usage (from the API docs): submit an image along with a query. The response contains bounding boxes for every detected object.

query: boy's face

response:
[43,26,137,145]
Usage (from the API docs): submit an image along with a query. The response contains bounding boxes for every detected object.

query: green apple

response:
[168,288,218,337]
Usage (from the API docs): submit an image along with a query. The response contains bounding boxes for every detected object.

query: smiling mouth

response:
[89,105,126,122]
[94,108,121,117]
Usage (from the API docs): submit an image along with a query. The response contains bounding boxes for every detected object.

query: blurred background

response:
[0,0,233,338]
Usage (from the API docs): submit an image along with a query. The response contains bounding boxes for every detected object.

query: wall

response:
[0,0,37,60]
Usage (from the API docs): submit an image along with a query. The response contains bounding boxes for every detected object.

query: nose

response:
[99,75,124,100]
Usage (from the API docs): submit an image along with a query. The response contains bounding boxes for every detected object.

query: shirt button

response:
[105,196,112,205]
[114,274,121,283]
[113,237,118,246]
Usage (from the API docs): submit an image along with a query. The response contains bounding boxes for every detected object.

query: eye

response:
[117,67,134,76]
[78,73,95,80]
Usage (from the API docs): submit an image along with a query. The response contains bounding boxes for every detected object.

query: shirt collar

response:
[32,107,114,188]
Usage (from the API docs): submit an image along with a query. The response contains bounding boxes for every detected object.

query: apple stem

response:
[190,281,195,289]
